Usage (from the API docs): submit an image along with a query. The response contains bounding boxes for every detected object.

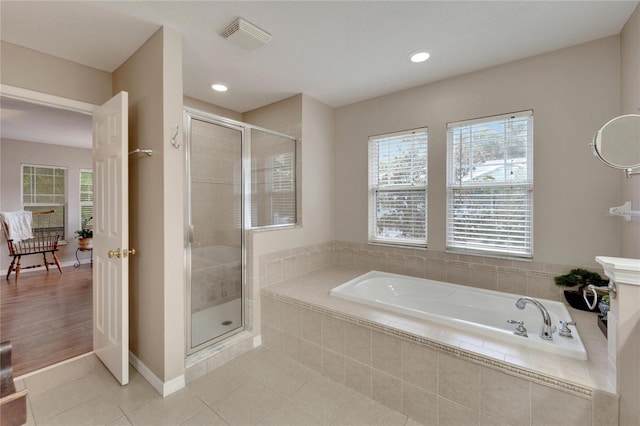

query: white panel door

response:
[92,91,129,385]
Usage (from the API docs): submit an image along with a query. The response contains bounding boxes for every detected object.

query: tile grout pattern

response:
[258,240,608,304]
[17,348,427,426]
[261,287,600,398]
[260,291,618,426]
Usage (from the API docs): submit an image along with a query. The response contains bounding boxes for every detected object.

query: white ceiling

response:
[0,97,91,148]
[0,1,638,148]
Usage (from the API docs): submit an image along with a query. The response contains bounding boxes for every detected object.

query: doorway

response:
[0,85,97,376]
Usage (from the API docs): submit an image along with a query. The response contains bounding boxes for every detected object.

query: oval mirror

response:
[592,114,640,175]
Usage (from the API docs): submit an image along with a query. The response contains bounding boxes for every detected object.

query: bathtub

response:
[330,271,587,360]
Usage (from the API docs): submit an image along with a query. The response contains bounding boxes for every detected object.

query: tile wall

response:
[259,240,601,300]
[257,240,618,426]
[260,293,618,426]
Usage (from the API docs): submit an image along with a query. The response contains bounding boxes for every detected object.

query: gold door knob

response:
[129,248,136,256]
[123,248,136,257]
[108,248,121,258]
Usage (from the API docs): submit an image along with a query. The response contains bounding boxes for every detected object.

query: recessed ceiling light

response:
[410,51,430,63]
[211,83,228,92]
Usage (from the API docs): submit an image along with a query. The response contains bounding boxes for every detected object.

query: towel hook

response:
[170,125,180,148]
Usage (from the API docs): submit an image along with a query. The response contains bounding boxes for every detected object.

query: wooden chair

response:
[0,341,28,426]
[1,210,62,284]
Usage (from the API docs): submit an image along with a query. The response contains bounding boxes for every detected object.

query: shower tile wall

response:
[190,120,242,312]
[191,247,242,311]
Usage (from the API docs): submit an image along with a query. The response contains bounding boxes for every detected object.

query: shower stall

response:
[184,109,297,354]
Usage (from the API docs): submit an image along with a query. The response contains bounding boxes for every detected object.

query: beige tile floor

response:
[15,347,425,426]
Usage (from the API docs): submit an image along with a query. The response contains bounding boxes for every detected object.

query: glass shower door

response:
[187,116,243,351]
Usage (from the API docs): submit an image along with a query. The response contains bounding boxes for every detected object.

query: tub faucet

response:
[515,297,554,340]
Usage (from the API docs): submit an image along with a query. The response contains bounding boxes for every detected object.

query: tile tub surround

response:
[260,267,618,426]
[260,241,607,305]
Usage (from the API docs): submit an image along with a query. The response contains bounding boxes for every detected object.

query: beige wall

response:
[183,96,242,121]
[1,41,112,105]
[112,26,185,384]
[335,36,621,269]
[616,4,640,425]
[243,94,336,336]
[244,94,336,251]
[161,27,185,384]
[0,139,92,270]
[620,4,640,259]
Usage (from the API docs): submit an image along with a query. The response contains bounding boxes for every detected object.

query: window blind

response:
[270,151,295,224]
[79,169,93,229]
[22,164,68,239]
[250,128,297,228]
[368,128,428,246]
[446,111,533,258]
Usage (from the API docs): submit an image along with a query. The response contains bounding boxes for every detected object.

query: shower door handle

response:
[188,225,195,244]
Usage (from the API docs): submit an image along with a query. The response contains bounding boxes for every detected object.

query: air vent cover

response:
[219,18,272,51]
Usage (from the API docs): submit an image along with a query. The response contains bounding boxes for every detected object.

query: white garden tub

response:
[330,271,587,360]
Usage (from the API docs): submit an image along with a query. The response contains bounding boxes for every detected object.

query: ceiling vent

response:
[219,18,272,51]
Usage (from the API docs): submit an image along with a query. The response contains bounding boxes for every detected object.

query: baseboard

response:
[0,259,89,276]
[253,335,262,347]
[129,352,185,397]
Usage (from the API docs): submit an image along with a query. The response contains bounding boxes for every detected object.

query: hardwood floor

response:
[0,265,92,377]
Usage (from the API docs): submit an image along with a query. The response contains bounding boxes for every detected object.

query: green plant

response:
[75,216,93,239]
[75,228,93,239]
[554,268,607,291]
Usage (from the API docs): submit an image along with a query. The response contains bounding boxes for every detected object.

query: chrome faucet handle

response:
[507,319,528,337]
[558,320,576,339]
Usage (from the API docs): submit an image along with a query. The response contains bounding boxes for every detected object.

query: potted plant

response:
[554,268,608,312]
[75,217,93,250]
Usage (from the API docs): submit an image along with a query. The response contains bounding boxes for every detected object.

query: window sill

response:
[445,247,532,262]
[249,224,301,234]
[368,240,427,250]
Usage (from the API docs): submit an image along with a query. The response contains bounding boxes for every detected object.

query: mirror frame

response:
[591,114,640,178]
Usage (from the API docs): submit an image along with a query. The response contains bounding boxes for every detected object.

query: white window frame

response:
[446,110,533,259]
[21,163,68,241]
[368,127,428,247]
[79,168,93,230]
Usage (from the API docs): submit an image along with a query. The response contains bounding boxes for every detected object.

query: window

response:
[269,151,295,225]
[368,128,428,246]
[446,111,533,258]
[21,164,68,239]
[250,128,297,228]
[79,169,93,229]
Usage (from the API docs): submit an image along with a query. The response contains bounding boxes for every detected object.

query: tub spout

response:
[515,297,554,340]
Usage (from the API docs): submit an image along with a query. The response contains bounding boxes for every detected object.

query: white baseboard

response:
[253,335,262,347]
[129,351,185,397]
[0,259,90,276]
